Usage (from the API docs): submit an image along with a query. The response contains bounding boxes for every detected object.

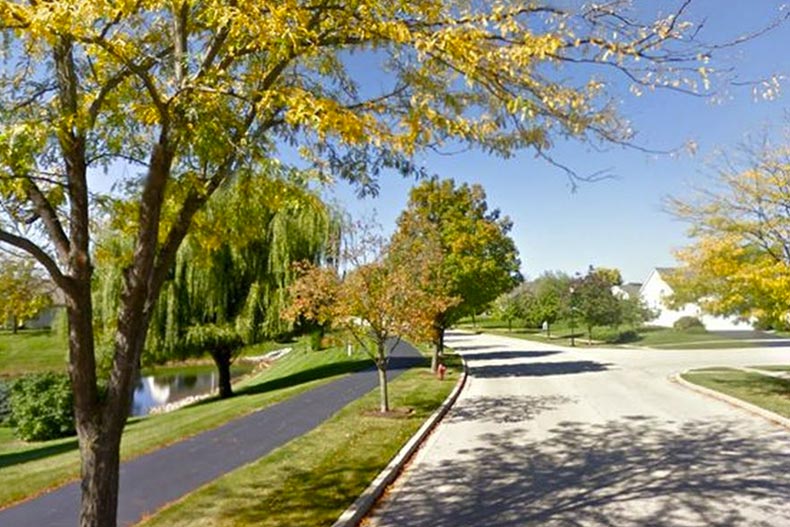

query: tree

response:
[288,223,447,412]
[142,173,335,398]
[0,2,748,524]
[618,295,657,329]
[526,271,572,337]
[668,141,790,327]
[0,254,52,333]
[572,266,622,343]
[492,287,529,332]
[392,178,521,371]
[282,261,341,346]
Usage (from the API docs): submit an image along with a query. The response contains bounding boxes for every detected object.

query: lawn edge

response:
[331,358,468,527]
[673,371,790,430]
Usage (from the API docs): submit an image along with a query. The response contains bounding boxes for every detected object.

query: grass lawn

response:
[457,316,746,349]
[749,365,790,373]
[0,329,67,378]
[0,342,373,508]
[681,368,790,419]
[137,354,461,527]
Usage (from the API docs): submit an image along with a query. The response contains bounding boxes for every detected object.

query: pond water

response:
[131,365,252,417]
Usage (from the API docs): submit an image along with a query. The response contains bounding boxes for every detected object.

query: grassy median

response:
[681,368,790,419]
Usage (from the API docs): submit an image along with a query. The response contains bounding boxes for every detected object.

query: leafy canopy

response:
[668,141,790,327]
[0,254,52,330]
[392,177,522,327]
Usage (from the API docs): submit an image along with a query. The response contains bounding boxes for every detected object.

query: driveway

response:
[368,331,790,526]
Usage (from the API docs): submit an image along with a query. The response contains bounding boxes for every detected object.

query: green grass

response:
[0,329,67,379]
[681,368,790,419]
[0,343,372,508]
[137,354,461,527]
[748,365,790,373]
[457,316,748,349]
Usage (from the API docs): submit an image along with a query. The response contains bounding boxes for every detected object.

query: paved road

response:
[369,331,790,527]
[0,343,421,527]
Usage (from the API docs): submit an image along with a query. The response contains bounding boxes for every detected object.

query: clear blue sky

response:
[324,0,790,284]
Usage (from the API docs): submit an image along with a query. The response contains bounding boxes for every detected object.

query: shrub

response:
[673,316,705,331]
[309,329,324,351]
[0,380,11,424]
[9,373,75,441]
[611,329,640,344]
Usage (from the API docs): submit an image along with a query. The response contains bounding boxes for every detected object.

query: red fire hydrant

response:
[437,363,447,380]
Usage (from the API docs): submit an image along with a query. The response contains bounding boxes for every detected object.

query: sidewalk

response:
[0,343,421,527]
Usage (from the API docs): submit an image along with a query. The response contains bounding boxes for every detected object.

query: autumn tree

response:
[668,140,790,328]
[0,254,52,333]
[392,178,521,370]
[0,1,755,524]
[282,261,341,346]
[287,223,449,412]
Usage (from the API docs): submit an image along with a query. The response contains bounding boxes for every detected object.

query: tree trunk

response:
[77,426,123,527]
[507,319,512,332]
[547,322,551,338]
[377,365,389,413]
[431,326,445,373]
[588,325,593,345]
[211,349,234,399]
[11,315,17,334]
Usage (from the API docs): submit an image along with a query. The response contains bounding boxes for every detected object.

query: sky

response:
[322,0,790,284]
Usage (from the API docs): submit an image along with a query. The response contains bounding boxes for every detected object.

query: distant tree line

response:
[492,266,656,343]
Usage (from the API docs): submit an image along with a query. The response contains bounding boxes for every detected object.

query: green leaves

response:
[393,177,521,327]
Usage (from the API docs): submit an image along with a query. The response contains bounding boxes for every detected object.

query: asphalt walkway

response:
[0,343,421,527]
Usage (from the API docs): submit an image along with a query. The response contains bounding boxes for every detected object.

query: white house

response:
[639,267,753,331]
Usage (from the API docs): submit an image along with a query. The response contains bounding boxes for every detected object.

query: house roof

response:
[621,282,642,299]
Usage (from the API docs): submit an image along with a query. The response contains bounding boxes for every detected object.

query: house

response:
[639,267,752,331]
[21,286,66,330]
[612,282,642,300]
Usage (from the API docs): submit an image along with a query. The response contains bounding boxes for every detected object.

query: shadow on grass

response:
[226,358,372,399]
[0,438,78,469]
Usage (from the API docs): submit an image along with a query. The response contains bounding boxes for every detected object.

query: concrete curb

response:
[331,357,469,527]
[673,371,790,430]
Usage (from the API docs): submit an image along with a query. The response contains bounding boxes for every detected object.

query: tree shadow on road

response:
[460,350,560,361]
[448,394,577,424]
[470,360,611,378]
[373,417,790,526]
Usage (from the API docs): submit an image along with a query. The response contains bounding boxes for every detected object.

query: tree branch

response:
[23,177,71,263]
[0,229,72,293]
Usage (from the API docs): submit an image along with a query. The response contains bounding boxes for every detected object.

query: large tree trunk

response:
[211,349,234,399]
[11,315,17,334]
[78,426,123,527]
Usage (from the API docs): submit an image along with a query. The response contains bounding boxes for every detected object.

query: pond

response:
[131,364,253,417]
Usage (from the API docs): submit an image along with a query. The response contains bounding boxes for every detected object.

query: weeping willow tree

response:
[147,171,335,397]
[94,168,336,398]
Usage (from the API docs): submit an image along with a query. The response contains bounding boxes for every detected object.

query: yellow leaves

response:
[671,144,790,324]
